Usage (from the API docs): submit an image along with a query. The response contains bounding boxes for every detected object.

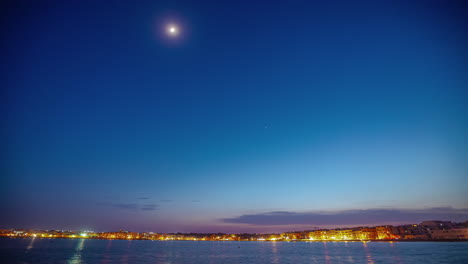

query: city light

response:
[1,220,467,241]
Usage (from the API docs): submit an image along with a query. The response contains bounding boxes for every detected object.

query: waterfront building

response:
[336,229,355,240]
[375,226,399,239]
[430,229,468,240]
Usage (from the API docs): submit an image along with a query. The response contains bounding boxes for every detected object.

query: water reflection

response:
[362,242,374,264]
[343,241,354,263]
[26,237,35,251]
[120,240,132,264]
[323,242,332,264]
[270,242,279,264]
[101,240,113,264]
[68,239,85,264]
[0,239,463,264]
[389,242,402,264]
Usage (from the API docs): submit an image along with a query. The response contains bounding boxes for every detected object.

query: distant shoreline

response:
[2,237,467,243]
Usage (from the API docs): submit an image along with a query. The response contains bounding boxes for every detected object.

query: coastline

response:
[2,237,467,243]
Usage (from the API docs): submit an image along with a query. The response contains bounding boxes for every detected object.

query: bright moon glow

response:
[166,24,179,36]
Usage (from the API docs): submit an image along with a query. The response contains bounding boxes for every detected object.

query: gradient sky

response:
[1,0,467,233]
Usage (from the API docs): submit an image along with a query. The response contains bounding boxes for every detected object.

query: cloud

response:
[111,203,138,210]
[137,197,150,200]
[191,200,201,203]
[221,207,468,226]
[141,204,158,211]
[97,202,158,212]
[160,199,172,203]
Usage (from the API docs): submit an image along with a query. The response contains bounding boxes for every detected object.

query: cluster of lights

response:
[2,221,460,241]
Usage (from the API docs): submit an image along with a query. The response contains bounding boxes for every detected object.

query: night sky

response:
[1,0,467,233]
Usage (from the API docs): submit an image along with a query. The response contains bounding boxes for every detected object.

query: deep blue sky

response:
[1,0,467,233]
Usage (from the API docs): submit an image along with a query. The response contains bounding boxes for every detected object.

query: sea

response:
[1,238,467,264]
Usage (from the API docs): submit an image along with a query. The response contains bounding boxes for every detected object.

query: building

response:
[356,228,377,240]
[336,229,355,240]
[397,224,429,240]
[375,226,399,239]
[421,221,454,230]
[430,229,468,240]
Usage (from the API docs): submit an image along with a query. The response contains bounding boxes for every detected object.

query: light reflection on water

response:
[270,241,279,264]
[1,238,468,264]
[120,240,132,264]
[26,237,35,251]
[68,239,85,264]
[388,241,402,264]
[323,242,332,264]
[362,241,374,264]
[101,240,113,264]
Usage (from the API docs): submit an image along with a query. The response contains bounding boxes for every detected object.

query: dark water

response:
[1,238,467,264]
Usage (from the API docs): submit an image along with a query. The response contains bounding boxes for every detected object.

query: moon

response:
[166,24,179,36]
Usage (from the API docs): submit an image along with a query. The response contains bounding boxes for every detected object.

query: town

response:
[2,220,467,241]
